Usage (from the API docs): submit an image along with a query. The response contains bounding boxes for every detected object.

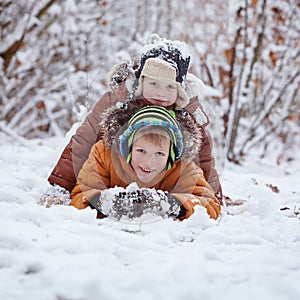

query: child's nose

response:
[156,88,166,98]
[143,154,155,167]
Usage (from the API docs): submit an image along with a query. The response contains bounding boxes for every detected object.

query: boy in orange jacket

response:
[70,105,220,221]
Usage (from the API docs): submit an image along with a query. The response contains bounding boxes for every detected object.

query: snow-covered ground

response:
[0,132,299,300]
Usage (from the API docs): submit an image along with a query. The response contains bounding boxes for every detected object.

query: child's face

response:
[142,76,178,107]
[130,135,170,183]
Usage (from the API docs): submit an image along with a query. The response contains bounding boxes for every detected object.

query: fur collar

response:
[99,102,202,161]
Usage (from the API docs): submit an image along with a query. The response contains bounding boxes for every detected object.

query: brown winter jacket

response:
[70,106,221,220]
[48,65,222,199]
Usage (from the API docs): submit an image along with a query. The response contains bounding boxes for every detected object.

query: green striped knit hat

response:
[119,106,183,170]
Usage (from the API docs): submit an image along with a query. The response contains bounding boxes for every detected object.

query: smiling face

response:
[130,128,170,183]
[142,76,178,107]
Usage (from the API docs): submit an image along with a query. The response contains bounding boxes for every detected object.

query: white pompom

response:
[149,33,161,44]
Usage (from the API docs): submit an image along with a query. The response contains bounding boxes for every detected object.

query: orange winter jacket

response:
[70,140,221,220]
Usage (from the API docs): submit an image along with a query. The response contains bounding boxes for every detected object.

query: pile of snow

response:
[0,132,299,300]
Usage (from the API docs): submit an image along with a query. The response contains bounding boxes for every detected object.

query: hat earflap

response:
[166,143,176,171]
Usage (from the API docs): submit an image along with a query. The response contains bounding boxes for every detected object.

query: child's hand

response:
[38,185,71,208]
[166,194,187,218]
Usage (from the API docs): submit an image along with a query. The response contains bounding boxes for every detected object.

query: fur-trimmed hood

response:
[105,60,206,104]
[99,101,202,161]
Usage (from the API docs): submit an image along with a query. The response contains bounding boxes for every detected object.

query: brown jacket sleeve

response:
[48,83,129,191]
[199,128,222,197]
[185,96,222,200]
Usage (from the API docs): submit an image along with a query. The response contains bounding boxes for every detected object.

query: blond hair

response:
[133,126,171,148]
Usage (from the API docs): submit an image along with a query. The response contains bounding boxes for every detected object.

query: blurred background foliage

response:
[0,0,299,164]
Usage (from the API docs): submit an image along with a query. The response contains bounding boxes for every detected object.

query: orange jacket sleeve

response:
[170,161,221,220]
[70,141,112,209]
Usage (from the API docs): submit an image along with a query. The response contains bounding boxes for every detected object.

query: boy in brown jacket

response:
[70,105,220,221]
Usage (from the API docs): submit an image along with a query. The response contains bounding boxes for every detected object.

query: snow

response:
[140,34,191,61]
[0,132,299,300]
